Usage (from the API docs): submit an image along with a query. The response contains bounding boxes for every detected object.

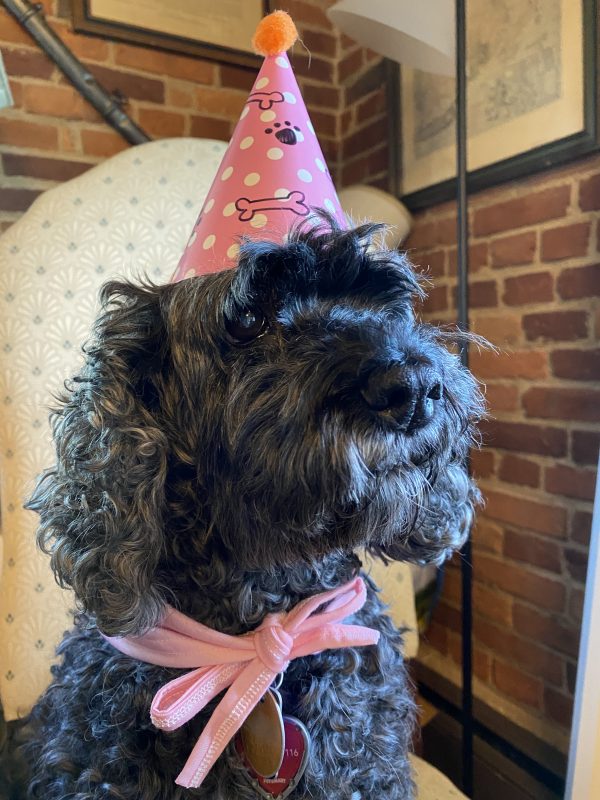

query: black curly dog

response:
[11,216,484,799]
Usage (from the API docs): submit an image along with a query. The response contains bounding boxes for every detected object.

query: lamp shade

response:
[338,184,412,248]
[327,0,455,76]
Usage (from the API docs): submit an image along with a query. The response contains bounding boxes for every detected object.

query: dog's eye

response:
[225,308,266,342]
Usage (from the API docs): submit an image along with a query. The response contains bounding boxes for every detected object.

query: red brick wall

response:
[0,0,389,231]
[406,156,600,750]
[337,39,390,190]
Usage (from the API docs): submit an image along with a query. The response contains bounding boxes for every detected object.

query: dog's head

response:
[29,216,484,634]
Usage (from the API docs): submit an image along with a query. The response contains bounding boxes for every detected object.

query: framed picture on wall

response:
[398,0,600,210]
[72,0,270,68]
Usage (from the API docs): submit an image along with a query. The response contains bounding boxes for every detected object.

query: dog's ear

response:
[27,280,171,636]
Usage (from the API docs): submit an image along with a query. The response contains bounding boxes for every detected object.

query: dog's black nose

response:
[360,363,442,430]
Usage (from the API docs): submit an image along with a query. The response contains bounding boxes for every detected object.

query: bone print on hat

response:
[172,12,348,281]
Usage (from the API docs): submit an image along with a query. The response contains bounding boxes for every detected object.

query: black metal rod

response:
[455,0,473,795]
[2,0,150,145]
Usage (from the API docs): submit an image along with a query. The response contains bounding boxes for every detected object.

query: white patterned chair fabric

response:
[0,138,226,720]
[0,136,461,798]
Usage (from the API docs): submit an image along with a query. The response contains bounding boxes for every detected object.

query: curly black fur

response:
[12,216,484,799]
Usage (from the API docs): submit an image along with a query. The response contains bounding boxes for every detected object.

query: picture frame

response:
[72,0,270,69]
[397,0,599,211]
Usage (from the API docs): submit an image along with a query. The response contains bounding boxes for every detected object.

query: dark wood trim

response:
[72,0,270,69]
[414,661,568,786]
[397,0,600,211]
[421,708,563,800]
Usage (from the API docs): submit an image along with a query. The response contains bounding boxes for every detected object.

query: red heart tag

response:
[235,716,311,799]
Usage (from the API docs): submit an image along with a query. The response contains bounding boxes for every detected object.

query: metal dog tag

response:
[239,689,285,778]
[235,715,311,798]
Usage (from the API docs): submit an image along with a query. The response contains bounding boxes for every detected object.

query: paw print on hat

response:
[172,10,348,281]
[264,121,303,146]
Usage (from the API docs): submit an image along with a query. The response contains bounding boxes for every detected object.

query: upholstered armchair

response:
[0,137,462,798]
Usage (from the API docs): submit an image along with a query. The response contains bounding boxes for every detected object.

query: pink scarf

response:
[104,576,379,789]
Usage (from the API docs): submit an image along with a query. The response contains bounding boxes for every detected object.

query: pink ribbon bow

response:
[104,577,379,789]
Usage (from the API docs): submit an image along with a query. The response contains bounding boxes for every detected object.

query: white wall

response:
[565,454,600,799]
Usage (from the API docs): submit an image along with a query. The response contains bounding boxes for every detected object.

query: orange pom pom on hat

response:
[171,11,348,281]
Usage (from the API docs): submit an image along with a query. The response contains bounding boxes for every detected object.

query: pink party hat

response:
[171,11,348,281]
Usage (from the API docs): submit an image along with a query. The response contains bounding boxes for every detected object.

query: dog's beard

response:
[320,402,479,564]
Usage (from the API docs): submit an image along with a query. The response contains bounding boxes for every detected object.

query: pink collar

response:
[104,576,379,789]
